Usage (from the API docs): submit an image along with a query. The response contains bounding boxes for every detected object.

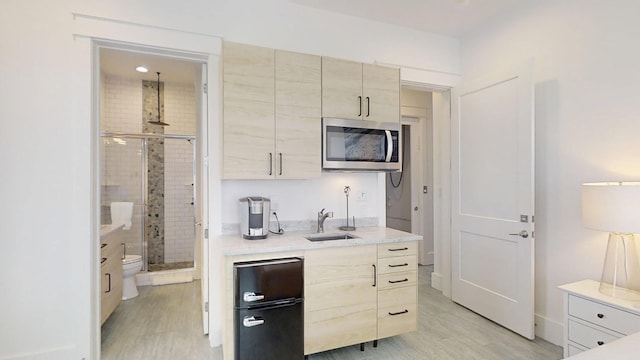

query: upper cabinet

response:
[322,57,400,123]
[223,42,275,179]
[222,42,322,179]
[275,50,322,179]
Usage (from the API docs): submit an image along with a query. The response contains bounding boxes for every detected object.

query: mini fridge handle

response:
[243,292,265,302]
[243,316,265,327]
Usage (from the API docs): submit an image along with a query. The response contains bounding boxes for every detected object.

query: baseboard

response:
[1,345,77,359]
[431,271,442,291]
[535,313,564,346]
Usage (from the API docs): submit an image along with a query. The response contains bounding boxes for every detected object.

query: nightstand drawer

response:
[568,319,621,349]
[569,295,640,335]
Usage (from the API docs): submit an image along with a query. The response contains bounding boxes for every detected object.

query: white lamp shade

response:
[582,182,640,233]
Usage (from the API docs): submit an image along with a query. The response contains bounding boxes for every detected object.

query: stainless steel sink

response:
[304,233,358,241]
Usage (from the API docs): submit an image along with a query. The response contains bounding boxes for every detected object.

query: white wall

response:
[1,0,459,358]
[459,0,640,344]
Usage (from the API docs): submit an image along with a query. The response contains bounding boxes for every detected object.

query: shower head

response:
[148,71,170,126]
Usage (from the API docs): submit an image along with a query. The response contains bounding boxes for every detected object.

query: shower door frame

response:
[102,131,197,272]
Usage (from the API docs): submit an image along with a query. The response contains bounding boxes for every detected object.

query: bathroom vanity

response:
[100,224,124,324]
[218,226,421,359]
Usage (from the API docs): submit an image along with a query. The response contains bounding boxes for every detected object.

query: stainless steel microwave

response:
[322,117,402,171]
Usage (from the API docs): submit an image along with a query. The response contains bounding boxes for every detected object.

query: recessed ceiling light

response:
[135,66,149,73]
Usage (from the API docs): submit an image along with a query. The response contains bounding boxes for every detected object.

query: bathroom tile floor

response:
[101,266,562,360]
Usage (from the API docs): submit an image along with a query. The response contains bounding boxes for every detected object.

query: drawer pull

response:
[372,264,377,287]
[389,309,409,316]
[101,257,107,264]
[101,243,107,249]
[597,341,604,346]
[389,278,409,284]
[389,263,408,268]
[388,247,408,252]
[597,313,604,319]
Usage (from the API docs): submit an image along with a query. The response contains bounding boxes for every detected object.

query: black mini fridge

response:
[234,257,304,360]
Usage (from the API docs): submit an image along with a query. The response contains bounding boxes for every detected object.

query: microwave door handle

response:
[385,130,393,162]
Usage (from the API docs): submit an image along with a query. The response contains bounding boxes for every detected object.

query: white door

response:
[451,61,535,339]
[196,63,210,334]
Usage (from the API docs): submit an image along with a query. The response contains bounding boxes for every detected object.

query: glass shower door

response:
[100,136,146,269]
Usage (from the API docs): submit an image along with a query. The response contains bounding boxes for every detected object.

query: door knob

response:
[509,230,529,238]
[414,206,419,211]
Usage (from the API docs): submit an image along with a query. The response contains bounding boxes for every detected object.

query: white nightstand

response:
[558,280,640,357]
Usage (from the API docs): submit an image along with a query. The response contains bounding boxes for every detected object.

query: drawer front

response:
[378,270,417,290]
[378,242,417,258]
[569,295,640,335]
[378,286,417,339]
[101,240,122,260]
[568,319,621,349]
[567,343,587,357]
[378,255,417,274]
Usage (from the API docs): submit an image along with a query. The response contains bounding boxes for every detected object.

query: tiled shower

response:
[100,72,197,273]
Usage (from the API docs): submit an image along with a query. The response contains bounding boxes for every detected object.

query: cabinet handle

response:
[388,247,408,252]
[101,243,107,249]
[389,278,409,284]
[372,264,377,287]
[269,153,273,175]
[597,341,604,346]
[279,153,283,176]
[101,257,107,264]
[105,273,112,293]
[366,96,370,117]
[358,96,362,117]
[388,263,408,268]
[121,243,126,260]
[597,313,604,319]
[389,309,408,316]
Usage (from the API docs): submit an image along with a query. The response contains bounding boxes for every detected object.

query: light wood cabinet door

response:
[275,50,321,179]
[363,63,400,123]
[222,42,275,179]
[304,245,377,355]
[321,57,363,120]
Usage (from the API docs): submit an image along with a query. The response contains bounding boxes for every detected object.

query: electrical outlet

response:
[271,202,279,211]
[357,192,367,201]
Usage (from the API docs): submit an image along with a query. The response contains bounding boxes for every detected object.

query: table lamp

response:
[582,182,640,300]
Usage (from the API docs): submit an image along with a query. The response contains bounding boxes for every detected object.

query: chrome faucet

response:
[317,208,333,233]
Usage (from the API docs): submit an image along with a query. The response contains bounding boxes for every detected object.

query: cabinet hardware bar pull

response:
[388,247,408,252]
[388,263,408,268]
[269,153,273,175]
[597,341,604,346]
[389,309,408,316]
[358,96,362,117]
[597,313,604,319]
[279,153,283,176]
[106,273,111,293]
[366,96,370,117]
[372,264,377,287]
[101,257,107,264]
[101,243,107,249]
[389,278,409,284]
[121,242,126,259]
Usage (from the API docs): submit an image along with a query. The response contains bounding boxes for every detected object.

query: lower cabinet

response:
[376,242,418,339]
[304,241,418,355]
[101,230,123,324]
[304,245,378,355]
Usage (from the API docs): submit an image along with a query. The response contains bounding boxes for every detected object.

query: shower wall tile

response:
[164,82,196,136]
[102,74,142,133]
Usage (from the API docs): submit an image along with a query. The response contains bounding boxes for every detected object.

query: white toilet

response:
[122,255,143,300]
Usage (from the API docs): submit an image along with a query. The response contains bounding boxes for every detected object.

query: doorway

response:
[385,88,435,266]
[95,43,210,356]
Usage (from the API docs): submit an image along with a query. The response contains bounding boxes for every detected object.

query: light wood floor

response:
[101,266,562,359]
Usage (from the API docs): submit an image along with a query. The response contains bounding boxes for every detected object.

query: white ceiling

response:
[291,0,541,37]
[100,48,200,84]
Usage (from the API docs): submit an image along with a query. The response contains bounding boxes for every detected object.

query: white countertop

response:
[218,226,422,256]
[100,223,124,238]
[566,331,640,359]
